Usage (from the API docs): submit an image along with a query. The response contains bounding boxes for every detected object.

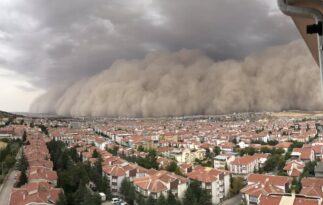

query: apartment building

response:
[241,174,292,205]
[133,170,188,199]
[187,166,230,204]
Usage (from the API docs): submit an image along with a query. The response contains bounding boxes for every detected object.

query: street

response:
[0,170,17,205]
[221,193,242,205]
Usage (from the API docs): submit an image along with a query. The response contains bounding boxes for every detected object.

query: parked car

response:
[112,198,121,204]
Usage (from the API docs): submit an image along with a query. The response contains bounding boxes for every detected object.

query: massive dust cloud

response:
[30,40,323,117]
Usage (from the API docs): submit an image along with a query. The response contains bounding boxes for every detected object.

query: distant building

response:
[69,121,81,129]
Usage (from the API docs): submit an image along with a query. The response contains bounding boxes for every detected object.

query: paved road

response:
[0,170,17,205]
[221,193,242,205]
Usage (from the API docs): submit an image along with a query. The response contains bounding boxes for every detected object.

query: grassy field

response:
[0,141,7,150]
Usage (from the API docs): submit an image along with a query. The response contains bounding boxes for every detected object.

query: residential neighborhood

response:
[1,112,323,204]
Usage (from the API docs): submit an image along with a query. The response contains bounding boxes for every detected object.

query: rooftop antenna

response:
[278,0,323,87]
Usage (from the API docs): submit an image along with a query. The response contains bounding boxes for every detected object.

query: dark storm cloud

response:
[0,0,298,88]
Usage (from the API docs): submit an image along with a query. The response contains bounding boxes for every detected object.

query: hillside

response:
[0,110,22,118]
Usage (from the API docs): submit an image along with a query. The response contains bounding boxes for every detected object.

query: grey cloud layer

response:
[0,0,298,87]
[30,41,323,117]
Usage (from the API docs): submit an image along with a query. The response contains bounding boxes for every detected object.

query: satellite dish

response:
[278,0,323,84]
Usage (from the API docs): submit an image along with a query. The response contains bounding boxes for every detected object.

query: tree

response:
[239,147,256,156]
[120,178,136,205]
[5,155,16,168]
[137,149,158,169]
[17,171,28,187]
[22,131,27,142]
[107,147,119,156]
[230,177,244,196]
[73,182,89,205]
[205,148,211,159]
[167,190,181,205]
[136,193,146,205]
[81,192,101,205]
[263,156,277,172]
[101,175,112,200]
[183,186,198,205]
[146,196,156,205]
[302,161,317,177]
[183,180,211,205]
[199,190,212,205]
[213,146,221,156]
[138,145,145,152]
[92,149,100,158]
[157,194,167,205]
[292,177,302,194]
[18,151,28,172]
[120,178,130,199]
[166,162,178,172]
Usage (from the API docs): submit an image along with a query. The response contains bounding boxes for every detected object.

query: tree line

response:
[47,140,112,205]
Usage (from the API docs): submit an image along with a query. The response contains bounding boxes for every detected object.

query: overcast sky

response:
[0,0,300,112]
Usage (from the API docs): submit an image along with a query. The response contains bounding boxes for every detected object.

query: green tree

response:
[73,182,89,205]
[138,145,145,152]
[183,186,198,205]
[199,190,212,205]
[81,192,101,205]
[18,151,28,172]
[183,180,210,205]
[291,177,302,194]
[230,177,244,196]
[146,195,156,205]
[239,147,256,156]
[136,193,146,205]
[101,175,112,200]
[92,149,100,158]
[157,194,167,205]
[120,178,130,199]
[213,146,221,156]
[17,171,28,187]
[302,161,317,177]
[120,178,136,205]
[137,149,158,169]
[107,147,118,156]
[4,155,16,168]
[22,131,27,142]
[166,161,178,172]
[167,190,181,205]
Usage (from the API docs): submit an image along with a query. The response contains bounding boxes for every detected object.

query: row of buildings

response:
[9,128,63,205]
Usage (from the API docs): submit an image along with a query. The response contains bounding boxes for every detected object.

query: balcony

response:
[218,193,224,198]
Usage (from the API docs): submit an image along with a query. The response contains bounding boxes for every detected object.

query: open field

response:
[0,141,7,150]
